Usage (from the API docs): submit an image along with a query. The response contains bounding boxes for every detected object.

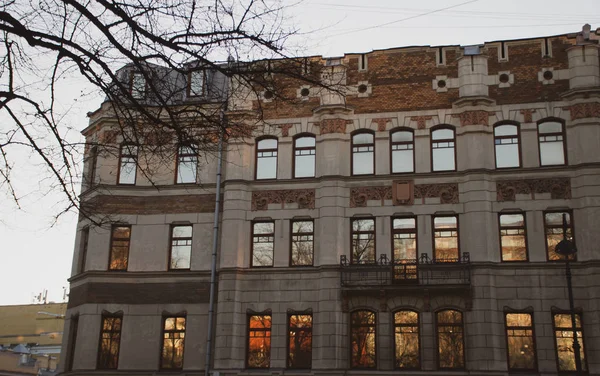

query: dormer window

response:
[130,72,146,99]
[188,70,206,97]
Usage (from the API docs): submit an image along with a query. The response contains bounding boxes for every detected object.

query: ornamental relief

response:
[496,178,571,202]
[565,102,600,121]
[451,110,493,126]
[252,189,315,211]
[349,183,459,207]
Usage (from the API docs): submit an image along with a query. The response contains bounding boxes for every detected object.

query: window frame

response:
[187,69,206,98]
[543,210,575,262]
[78,226,90,274]
[498,212,529,262]
[430,125,457,172]
[393,309,421,370]
[65,314,79,372]
[129,71,147,100]
[537,118,568,167]
[116,143,138,185]
[108,224,131,271]
[287,312,313,369]
[159,315,186,370]
[351,130,376,176]
[174,143,198,184]
[85,145,98,188]
[493,121,522,169]
[435,309,466,370]
[255,137,279,180]
[251,220,275,268]
[97,313,123,370]
[246,313,272,369]
[349,309,377,369]
[292,133,316,179]
[289,219,314,267]
[350,217,376,265]
[504,311,538,372]
[432,215,460,262]
[391,216,418,282]
[390,127,415,174]
[168,224,193,270]
[552,310,588,373]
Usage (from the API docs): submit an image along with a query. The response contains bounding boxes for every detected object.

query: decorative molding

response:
[278,123,294,137]
[564,102,600,120]
[315,118,353,134]
[519,109,537,123]
[252,189,316,210]
[82,194,217,214]
[350,183,459,207]
[452,110,493,126]
[496,178,571,202]
[410,115,433,129]
[371,118,393,132]
[350,186,392,207]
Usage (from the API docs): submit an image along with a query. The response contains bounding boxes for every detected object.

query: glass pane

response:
[177,160,197,183]
[432,148,455,171]
[351,311,376,368]
[131,73,145,99]
[507,328,535,369]
[189,70,204,96]
[295,154,315,178]
[353,133,374,145]
[438,331,464,368]
[292,238,313,266]
[288,315,312,369]
[252,242,274,267]
[394,237,416,261]
[257,156,277,179]
[119,160,136,184]
[391,131,413,142]
[434,217,457,229]
[170,244,191,269]
[539,121,562,134]
[496,143,520,168]
[295,136,315,148]
[392,149,414,173]
[540,141,565,165]
[258,139,277,150]
[500,214,525,227]
[353,151,374,175]
[293,221,313,233]
[395,326,419,368]
[173,226,192,238]
[254,222,274,234]
[506,313,532,327]
[495,124,518,136]
[554,313,581,329]
[395,311,418,324]
[555,327,586,371]
[393,218,415,230]
[432,128,453,140]
[164,318,175,330]
[113,227,131,238]
[248,315,271,368]
[437,310,462,324]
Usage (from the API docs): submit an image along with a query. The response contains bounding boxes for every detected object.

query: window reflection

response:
[538,121,566,166]
[553,313,587,372]
[256,138,278,179]
[431,128,455,171]
[161,316,186,369]
[499,214,527,261]
[294,136,316,178]
[351,310,376,368]
[394,311,419,369]
[97,315,122,369]
[291,220,314,266]
[392,218,417,281]
[118,144,138,185]
[351,218,375,264]
[109,226,131,270]
[252,222,275,267]
[352,132,374,175]
[188,70,205,97]
[391,130,414,173]
[544,212,574,261]
[437,310,465,369]
[288,314,312,368]
[248,315,271,368]
[131,72,146,99]
[505,313,536,371]
[176,144,198,184]
[433,216,459,262]
[494,124,520,168]
[170,225,192,269]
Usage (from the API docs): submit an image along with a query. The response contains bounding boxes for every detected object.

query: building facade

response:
[61,26,600,375]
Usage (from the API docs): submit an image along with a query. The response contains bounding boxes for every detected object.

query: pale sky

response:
[1,0,598,305]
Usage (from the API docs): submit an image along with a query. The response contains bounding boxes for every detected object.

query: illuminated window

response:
[118,144,138,185]
[288,314,312,369]
[247,315,272,368]
[544,211,575,261]
[160,316,186,369]
[394,310,420,369]
[176,144,198,184]
[499,213,528,262]
[97,315,122,369]
[433,216,459,262]
[350,310,376,369]
[391,129,414,173]
[431,127,456,172]
[553,312,587,372]
[436,309,465,369]
[352,131,375,175]
[538,120,566,166]
[294,135,316,178]
[188,70,205,97]
[505,313,537,371]
[109,225,131,271]
[130,72,146,99]
[252,222,275,267]
[256,138,278,179]
[392,217,417,281]
[169,225,192,269]
[291,220,314,266]
[494,123,521,168]
[351,218,375,264]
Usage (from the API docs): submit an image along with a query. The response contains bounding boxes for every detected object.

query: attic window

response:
[463,45,480,56]
[325,58,342,66]
[130,72,146,99]
[188,70,206,97]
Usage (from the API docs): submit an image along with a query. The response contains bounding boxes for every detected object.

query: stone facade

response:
[61,26,600,376]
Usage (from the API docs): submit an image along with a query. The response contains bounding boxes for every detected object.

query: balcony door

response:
[392,217,418,282]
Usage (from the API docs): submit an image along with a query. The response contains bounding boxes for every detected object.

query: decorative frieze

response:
[414,183,459,204]
[371,118,393,132]
[350,183,459,207]
[452,110,492,126]
[315,118,353,134]
[496,178,571,202]
[565,102,600,120]
[82,194,218,215]
[519,109,537,123]
[252,189,315,210]
[278,123,295,137]
[350,186,392,207]
[411,115,433,129]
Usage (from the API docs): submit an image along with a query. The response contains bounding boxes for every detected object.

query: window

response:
[78,227,90,274]
[352,131,375,175]
[293,135,316,178]
[247,315,272,368]
[85,146,98,187]
[390,129,414,173]
[494,123,521,168]
[553,312,587,372]
[130,72,146,99]
[505,313,537,371]
[538,120,566,166]
[160,316,186,369]
[392,217,417,281]
[351,218,375,264]
[252,221,275,267]
[544,211,575,261]
[97,315,122,369]
[188,70,205,97]
[394,310,420,369]
[256,138,278,179]
[350,310,376,369]
[431,126,456,171]
[109,225,131,271]
[433,216,459,262]
[499,213,528,262]
[117,144,138,185]
[65,315,79,372]
[288,314,312,369]
[169,225,192,269]
[176,144,198,184]
[436,310,465,369]
[290,220,314,266]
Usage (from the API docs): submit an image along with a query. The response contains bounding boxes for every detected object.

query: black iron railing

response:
[340,253,470,288]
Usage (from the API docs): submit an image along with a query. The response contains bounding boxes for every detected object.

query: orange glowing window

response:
[247,315,272,368]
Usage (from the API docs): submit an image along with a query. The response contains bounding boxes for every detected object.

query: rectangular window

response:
[350,310,376,368]
[505,313,536,371]
[544,211,575,261]
[247,315,272,368]
[553,312,587,372]
[176,144,198,184]
[188,70,205,97]
[394,311,420,369]
[109,225,131,271]
[170,225,192,270]
[294,136,316,178]
[538,121,566,166]
[288,314,312,369]
[433,216,459,262]
[118,144,137,185]
[351,218,375,264]
[352,132,375,175]
[85,146,98,187]
[499,213,528,262]
[391,130,414,173]
[97,315,122,369]
[494,124,521,168]
[392,217,417,281]
[431,128,456,171]
[256,138,278,180]
[252,222,275,267]
[78,227,90,274]
[66,315,79,372]
[437,310,465,369]
[161,316,186,370]
[290,220,314,266]
[130,72,146,99]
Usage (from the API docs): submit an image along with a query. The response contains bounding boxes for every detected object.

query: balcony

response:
[340,253,471,292]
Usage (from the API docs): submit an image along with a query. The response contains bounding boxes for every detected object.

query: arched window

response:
[431,126,456,172]
[538,120,566,166]
[176,143,198,184]
[117,143,138,185]
[436,309,465,369]
[255,138,278,180]
[352,131,375,175]
[293,135,316,178]
[494,123,521,168]
[390,128,414,173]
[394,310,420,369]
[350,310,376,368]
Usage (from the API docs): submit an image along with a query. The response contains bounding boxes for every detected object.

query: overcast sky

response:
[1,0,598,305]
